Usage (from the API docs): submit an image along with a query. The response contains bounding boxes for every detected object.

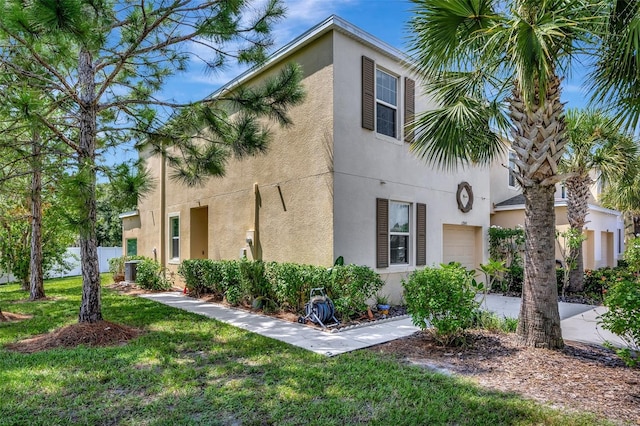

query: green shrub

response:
[239,260,274,306]
[472,310,518,333]
[178,259,386,319]
[503,263,523,294]
[136,259,172,291]
[265,262,327,312]
[599,279,640,367]
[328,264,384,320]
[224,284,242,306]
[583,267,633,300]
[178,259,229,297]
[178,259,208,295]
[624,237,640,273]
[403,263,479,346]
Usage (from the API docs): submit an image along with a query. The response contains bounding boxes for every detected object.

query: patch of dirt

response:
[5,320,143,353]
[0,311,32,322]
[370,330,640,425]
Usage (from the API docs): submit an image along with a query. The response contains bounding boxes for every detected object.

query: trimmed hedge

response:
[178,259,384,319]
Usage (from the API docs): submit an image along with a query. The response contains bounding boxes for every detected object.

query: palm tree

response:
[560,109,638,293]
[407,0,608,348]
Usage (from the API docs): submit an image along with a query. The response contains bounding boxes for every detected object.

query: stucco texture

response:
[128,33,336,272]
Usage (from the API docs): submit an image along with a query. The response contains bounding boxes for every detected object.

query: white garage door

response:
[442,225,478,272]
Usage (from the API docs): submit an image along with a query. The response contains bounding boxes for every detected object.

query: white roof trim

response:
[118,210,139,219]
[207,15,411,99]
[588,204,621,216]
[494,200,620,216]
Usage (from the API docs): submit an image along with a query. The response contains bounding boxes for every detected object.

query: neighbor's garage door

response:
[442,224,478,271]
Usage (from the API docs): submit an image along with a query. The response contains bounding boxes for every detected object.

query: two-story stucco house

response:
[121,16,492,301]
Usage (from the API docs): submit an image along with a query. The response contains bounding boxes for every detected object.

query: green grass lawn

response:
[0,276,610,426]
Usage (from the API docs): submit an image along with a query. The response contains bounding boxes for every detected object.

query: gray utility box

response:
[124,260,141,282]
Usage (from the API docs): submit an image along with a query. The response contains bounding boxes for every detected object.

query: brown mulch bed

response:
[6,320,142,354]
[370,330,640,425]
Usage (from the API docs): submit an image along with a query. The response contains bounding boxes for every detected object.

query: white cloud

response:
[172,1,365,100]
[274,0,360,42]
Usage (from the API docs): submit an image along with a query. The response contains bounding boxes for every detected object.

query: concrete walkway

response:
[480,293,626,347]
[140,292,419,357]
[140,292,625,357]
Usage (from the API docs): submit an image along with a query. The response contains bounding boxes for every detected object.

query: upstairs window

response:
[362,56,414,142]
[376,69,398,138]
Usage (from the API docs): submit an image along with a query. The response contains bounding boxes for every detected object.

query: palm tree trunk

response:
[565,175,591,292]
[517,184,564,348]
[569,247,584,292]
[29,132,45,301]
[510,75,565,349]
[77,48,102,323]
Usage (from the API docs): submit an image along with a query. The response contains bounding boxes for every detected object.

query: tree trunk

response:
[77,48,102,323]
[510,75,565,349]
[29,134,45,301]
[565,175,591,292]
[517,184,564,348]
[568,247,584,292]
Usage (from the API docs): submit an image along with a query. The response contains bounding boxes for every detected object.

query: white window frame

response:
[389,201,411,265]
[168,214,180,262]
[376,68,399,139]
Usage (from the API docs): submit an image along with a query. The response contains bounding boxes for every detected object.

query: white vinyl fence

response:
[0,271,16,285]
[0,247,123,283]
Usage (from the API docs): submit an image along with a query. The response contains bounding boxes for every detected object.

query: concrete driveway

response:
[479,293,627,347]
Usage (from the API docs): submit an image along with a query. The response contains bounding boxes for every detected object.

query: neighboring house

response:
[490,150,624,269]
[122,16,492,302]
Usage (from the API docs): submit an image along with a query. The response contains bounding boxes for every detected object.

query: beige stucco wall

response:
[123,150,164,263]
[492,205,622,268]
[128,33,336,276]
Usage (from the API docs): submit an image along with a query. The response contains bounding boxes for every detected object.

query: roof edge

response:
[119,210,139,219]
[207,15,411,99]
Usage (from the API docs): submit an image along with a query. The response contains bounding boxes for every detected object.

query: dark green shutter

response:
[376,198,389,268]
[416,203,426,266]
[404,77,415,143]
[362,56,375,131]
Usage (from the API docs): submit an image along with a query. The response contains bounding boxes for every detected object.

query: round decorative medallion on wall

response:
[456,182,474,213]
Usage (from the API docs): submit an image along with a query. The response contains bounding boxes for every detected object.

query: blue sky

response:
[161,0,590,106]
[111,0,590,165]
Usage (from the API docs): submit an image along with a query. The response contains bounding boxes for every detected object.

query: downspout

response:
[160,153,166,267]
[254,182,262,260]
